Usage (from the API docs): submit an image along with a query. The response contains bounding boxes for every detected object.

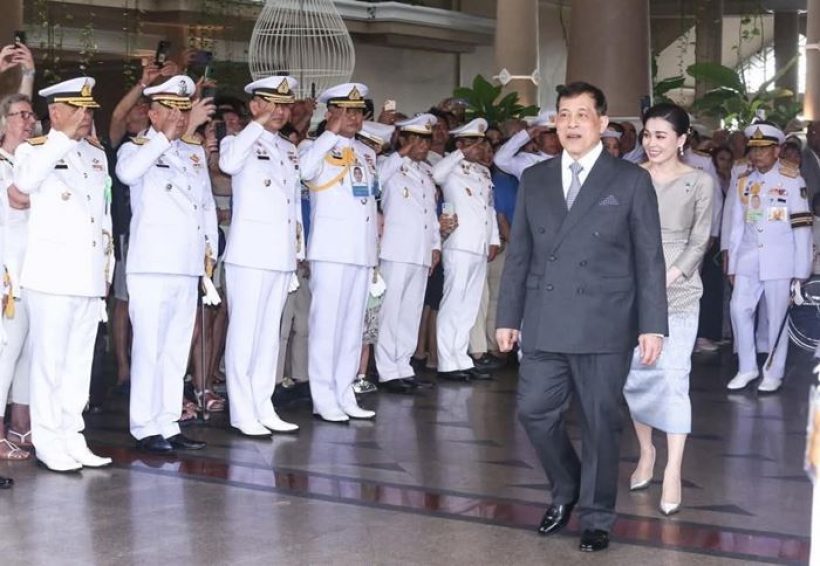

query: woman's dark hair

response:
[642,102,690,137]
[555,82,607,115]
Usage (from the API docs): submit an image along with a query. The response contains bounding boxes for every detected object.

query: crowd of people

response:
[0,38,819,553]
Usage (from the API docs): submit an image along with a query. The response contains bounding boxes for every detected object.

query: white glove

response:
[99,298,109,323]
[369,269,386,298]
[201,275,222,306]
[288,272,300,293]
[793,280,805,306]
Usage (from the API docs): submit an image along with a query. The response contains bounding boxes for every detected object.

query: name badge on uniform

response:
[767,206,788,222]
[156,158,170,169]
[350,165,369,198]
[55,160,68,170]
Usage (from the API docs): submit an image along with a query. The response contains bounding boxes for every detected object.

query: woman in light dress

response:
[624,103,714,516]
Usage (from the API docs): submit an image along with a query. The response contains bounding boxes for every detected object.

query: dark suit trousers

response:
[697,241,724,341]
[517,349,632,532]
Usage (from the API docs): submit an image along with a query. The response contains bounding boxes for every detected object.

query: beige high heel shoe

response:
[629,446,655,491]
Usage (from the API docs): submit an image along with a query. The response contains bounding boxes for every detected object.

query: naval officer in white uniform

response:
[493,109,559,180]
[300,82,378,422]
[219,76,302,436]
[375,114,441,393]
[116,75,217,453]
[726,123,813,393]
[433,118,500,381]
[14,78,114,471]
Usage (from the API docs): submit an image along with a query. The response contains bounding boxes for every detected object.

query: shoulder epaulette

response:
[26,136,47,146]
[780,163,800,178]
[84,137,104,150]
[693,149,710,157]
[181,135,202,146]
[129,136,149,146]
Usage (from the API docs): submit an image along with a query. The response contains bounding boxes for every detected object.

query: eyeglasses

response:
[6,111,36,120]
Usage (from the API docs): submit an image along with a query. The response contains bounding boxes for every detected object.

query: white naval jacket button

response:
[166,184,172,191]
[92,241,96,247]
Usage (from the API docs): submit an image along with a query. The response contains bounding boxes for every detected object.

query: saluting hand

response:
[161,108,184,141]
[325,107,344,135]
[63,106,89,140]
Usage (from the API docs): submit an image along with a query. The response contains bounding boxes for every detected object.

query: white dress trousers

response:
[224,263,290,429]
[375,259,429,381]
[127,273,198,439]
[308,261,369,414]
[27,291,98,459]
[731,275,791,378]
[437,250,487,372]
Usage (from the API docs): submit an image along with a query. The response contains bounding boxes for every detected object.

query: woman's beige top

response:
[652,168,715,312]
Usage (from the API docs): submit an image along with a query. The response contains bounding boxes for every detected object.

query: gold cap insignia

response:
[349,87,362,101]
[277,79,291,95]
[752,128,764,140]
[81,81,92,97]
[179,80,190,96]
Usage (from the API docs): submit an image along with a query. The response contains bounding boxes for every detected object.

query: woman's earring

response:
[678,146,684,157]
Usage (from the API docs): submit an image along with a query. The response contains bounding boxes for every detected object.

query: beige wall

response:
[351,41,460,116]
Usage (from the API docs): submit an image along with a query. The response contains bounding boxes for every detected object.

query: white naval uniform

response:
[116,128,217,440]
[0,149,30,413]
[14,131,114,462]
[492,129,554,180]
[433,149,500,372]
[219,122,303,431]
[300,131,378,416]
[375,152,441,382]
[683,149,724,239]
[727,160,812,381]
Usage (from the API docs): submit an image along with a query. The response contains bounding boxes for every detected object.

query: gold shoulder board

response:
[85,137,104,150]
[780,164,800,178]
[26,136,47,146]
[181,135,202,146]
[129,136,149,146]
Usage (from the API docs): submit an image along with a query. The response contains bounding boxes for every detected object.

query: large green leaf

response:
[654,75,685,96]
[686,62,746,95]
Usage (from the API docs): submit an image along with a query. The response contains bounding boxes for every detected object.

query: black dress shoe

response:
[579,529,609,552]
[380,379,415,394]
[136,435,173,454]
[167,434,206,451]
[0,475,13,489]
[474,353,506,371]
[537,502,575,536]
[410,357,428,372]
[412,377,435,389]
[437,370,471,382]
[467,367,492,380]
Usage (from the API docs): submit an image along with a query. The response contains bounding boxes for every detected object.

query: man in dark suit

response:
[496,82,668,552]
[802,121,820,202]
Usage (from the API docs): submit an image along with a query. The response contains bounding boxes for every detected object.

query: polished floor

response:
[0,345,817,565]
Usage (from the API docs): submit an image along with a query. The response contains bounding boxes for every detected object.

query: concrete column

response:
[493,0,538,106]
[566,0,649,119]
[0,0,24,99]
[694,0,723,100]
[774,11,799,98]
[806,0,820,120]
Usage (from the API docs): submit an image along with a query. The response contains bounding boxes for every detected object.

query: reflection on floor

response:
[0,346,816,565]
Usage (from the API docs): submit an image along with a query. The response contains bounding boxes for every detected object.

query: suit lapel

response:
[541,160,567,226]
[551,152,614,251]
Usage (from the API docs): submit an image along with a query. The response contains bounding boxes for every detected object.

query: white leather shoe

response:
[67,446,112,468]
[342,404,376,420]
[234,423,272,437]
[260,414,299,433]
[726,370,758,390]
[37,452,82,473]
[757,376,782,393]
[313,410,350,423]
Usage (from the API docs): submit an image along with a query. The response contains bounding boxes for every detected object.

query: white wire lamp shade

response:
[249,0,356,100]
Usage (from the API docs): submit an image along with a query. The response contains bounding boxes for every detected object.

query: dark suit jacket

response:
[801,147,820,203]
[496,150,668,353]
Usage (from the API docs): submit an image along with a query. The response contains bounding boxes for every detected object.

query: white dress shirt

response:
[560,142,604,198]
